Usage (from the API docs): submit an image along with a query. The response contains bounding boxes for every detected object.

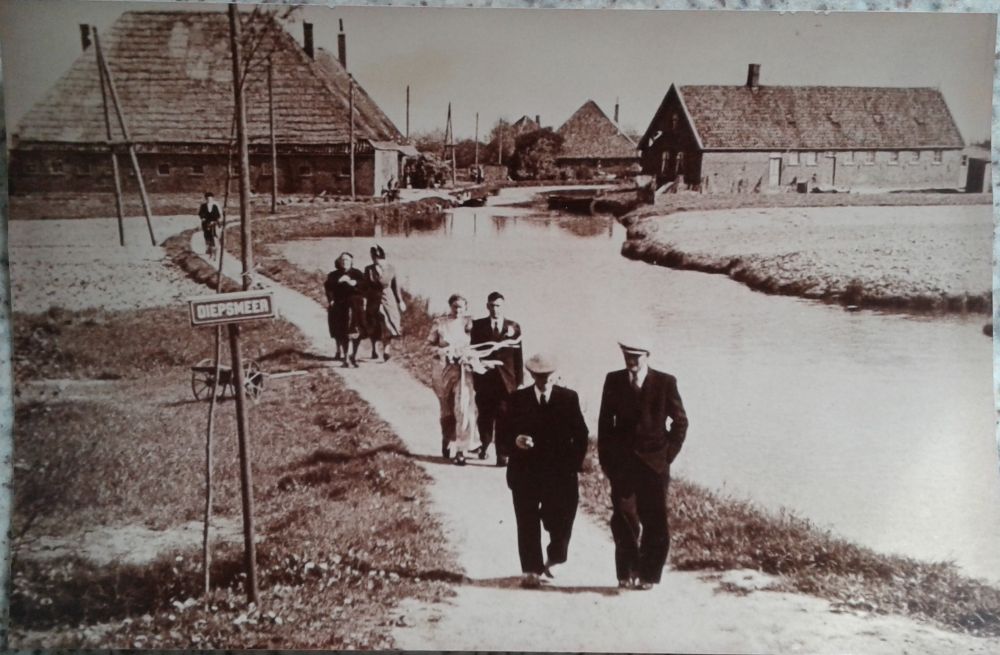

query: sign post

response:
[189,289,274,605]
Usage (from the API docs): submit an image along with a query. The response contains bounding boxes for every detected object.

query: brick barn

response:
[638,64,967,193]
[9,10,409,198]
[555,100,639,175]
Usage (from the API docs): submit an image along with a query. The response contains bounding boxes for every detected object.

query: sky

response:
[0,1,995,143]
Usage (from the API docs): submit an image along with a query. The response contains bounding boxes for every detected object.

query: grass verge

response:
[10,306,458,649]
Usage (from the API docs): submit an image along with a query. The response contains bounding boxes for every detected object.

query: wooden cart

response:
[191,359,265,403]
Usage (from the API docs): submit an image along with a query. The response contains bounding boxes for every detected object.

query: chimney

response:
[338,19,347,69]
[746,63,761,88]
[80,24,91,51]
[535,114,541,127]
[303,22,314,59]
[614,98,620,124]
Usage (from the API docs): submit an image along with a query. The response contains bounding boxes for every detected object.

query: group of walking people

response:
[422,286,691,590]
[323,245,406,366]
[322,246,690,590]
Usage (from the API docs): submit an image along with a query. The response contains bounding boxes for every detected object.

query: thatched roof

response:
[14,10,401,148]
[511,115,539,135]
[657,84,964,151]
[556,100,637,160]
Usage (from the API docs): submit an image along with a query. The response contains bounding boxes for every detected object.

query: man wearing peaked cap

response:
[499,353,589,589]
[598,336,688,590]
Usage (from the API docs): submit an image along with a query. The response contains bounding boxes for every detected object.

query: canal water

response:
[280,189,1000,583]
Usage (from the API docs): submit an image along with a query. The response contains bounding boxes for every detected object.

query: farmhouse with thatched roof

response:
[9,10,409,197]
[555,100,639,175]
[639,64,967,193]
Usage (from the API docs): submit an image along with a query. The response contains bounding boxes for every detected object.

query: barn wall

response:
[10,149,382,197]
[699,149,965,192]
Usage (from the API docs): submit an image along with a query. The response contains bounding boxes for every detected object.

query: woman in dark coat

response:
[324,252,365,367]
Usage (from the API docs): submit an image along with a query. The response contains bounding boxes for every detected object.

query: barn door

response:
[768,156,781,189]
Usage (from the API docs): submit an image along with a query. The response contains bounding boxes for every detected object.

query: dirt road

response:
[192,231,999,654]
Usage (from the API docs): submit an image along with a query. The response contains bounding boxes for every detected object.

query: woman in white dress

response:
[426,294,481,465]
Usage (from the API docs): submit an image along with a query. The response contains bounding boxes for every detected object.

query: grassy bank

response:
[178,196,1000,638]
[10,306,458,649]
[620,192,992,314]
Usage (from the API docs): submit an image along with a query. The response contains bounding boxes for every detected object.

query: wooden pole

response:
[268,57,278,214]
[93,28,157,246]
[447,103,456,187]
[405,85,410,140]
[93,27,126,247]
[228,2,259,605]
[349,75,356,200]
[474,112,479,174]
[498,122,503,165]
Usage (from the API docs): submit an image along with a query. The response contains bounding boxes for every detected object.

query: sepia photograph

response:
[1,0,998,650]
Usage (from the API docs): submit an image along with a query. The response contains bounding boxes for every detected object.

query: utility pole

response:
[349,74,356,200]
[497,121,503,166]
[227,2,259,605]
[92,26,125,247]
[405,85,410,140]
[445,102,456,187]
[268,56,278,214]
[474,112,479,173]
[92,27,157,246]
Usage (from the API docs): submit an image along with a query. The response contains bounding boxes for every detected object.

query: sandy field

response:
[9,216,210,313]
[625,204,992,309]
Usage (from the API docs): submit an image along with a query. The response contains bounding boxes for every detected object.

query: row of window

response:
[22,161,334,178]
[786,150,945,166]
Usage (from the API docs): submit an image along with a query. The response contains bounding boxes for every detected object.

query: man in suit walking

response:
[598,337,689,590]
[500,353,589,589]
[470,291,523,466]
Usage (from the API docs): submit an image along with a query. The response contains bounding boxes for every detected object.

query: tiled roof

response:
[15,10,400,146]
[677,85,964,150]
[556,100,637,160]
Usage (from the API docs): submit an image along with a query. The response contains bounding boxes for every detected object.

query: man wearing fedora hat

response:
[598,336,688,590]
[499,353,589,589]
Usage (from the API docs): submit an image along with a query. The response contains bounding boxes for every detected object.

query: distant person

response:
[598,337,688,590]
[324,252,365,367]
[198,191,221,257]
[426,294,480,465]
[499,353,589,589]
[363,245,406,361]
[470,291,523,466]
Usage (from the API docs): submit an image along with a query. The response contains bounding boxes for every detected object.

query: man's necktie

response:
[631,373,641,393]
[540,392,548,406]
[493,321,501,340]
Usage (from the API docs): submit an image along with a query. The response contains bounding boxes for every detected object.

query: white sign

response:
[189,290,276,326]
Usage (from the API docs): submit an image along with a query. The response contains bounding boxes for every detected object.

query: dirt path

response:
[190,233,998,653]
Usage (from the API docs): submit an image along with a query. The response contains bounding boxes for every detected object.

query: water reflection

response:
[282,189,999,582]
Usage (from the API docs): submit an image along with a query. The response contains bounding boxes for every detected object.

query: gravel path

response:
[193,232,1000,654]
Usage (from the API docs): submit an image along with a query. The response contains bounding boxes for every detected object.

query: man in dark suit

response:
[470,291,523,467]
[598,337,689,590]
[499,353,589,589]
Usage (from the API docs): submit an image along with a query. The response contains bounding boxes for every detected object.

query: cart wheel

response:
[244,360,265,403]
[191,358,221,401]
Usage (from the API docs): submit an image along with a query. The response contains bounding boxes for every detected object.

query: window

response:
[50,159,65,174]
[157,163,170,176]
[191,164,205,176]
[788,152,800,166]
[888,151,899,165]
[933,150,943,164]
[299,164,313,177]
[961,155,969,166]
[670,113,679,131]
[803,152,817,166]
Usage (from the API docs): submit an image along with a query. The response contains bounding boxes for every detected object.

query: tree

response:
[483,118,516,166]
[508,129,563,180]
